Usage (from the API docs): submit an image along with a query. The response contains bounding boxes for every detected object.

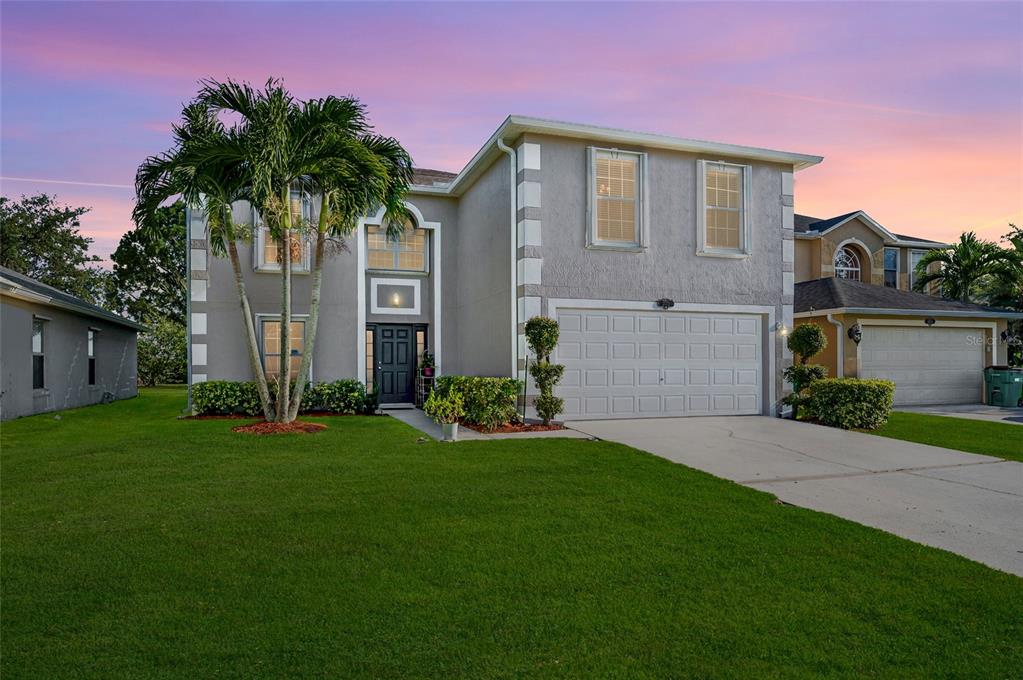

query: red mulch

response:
[231,421,327,435]
[463,422,565,434]
[185,414,252,420]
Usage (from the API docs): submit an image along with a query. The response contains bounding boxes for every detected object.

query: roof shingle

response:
[794,277,1020,317]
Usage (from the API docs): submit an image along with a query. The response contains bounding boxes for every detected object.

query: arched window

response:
[834,246,861,281]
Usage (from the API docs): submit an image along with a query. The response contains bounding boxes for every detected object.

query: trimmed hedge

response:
[192,381,262,416]
[192,379,369,416]
[301,380,367,415]
[434,376,522,431]
[803,378,895,430]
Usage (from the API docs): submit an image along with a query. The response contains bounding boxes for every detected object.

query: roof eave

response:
[794,306,1023,320]
[0,279,147,331]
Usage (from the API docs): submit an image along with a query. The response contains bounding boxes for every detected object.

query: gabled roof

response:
[0,266,146,331]
[794,277,1023,318]
[412,115,823,196]
[412,168,457,187]
[793,210,946,247]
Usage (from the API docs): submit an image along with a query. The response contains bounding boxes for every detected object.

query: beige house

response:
[792,211,1022,406]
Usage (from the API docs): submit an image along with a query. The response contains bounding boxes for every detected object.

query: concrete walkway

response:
[384,407,592,441]
[566,416,1023,577]
[897,404,1023,426]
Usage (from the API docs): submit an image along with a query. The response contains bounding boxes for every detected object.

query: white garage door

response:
[554,308,763,419]
[859,326,984,406]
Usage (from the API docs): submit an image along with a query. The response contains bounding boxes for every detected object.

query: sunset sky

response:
[2,1,1020,260]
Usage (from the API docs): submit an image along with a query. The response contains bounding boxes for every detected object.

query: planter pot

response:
[422,367,434,377]
[441,422,458,442]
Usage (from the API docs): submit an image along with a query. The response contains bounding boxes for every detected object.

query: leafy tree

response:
[137,316,187,386]
[787,323,827,365]
[784,322,829,419]
[196,79,414,422]
[0,194,109,304]
[982,225,1023,366]
[913,232,1018,303]
[110,201,187,324]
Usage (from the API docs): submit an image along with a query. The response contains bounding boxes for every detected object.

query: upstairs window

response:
[32,319,45,389]
[834,247,861,281]
[260,318,306,382]
[367,223,427,272]
[253,190,312,272]
[87,329,96,386]
[883,248,899,288]
[588,148,646,249]
[910,250,927,291]
[698,160,751,256]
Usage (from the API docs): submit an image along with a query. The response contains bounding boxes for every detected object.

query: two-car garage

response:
[552,305,769,420]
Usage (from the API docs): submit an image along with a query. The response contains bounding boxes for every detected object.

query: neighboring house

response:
[0,266,143,420]
[792,211,1023,405]
[188,116,823,419]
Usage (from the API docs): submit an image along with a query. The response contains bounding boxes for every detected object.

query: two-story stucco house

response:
[793,210,1022,405]
[188,116,824,419]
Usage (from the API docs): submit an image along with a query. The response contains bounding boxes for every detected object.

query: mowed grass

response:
[2,388,1021,678]
[872,411,1023,462]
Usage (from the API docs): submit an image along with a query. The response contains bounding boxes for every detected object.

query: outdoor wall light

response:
[391,292,402,307]
[924,318,936,326]
[848,323,863,344]
[655,298,675,309]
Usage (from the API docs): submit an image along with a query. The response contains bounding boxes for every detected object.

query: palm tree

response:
[912,231,1018,303]
[134,102,276,420]
[197,79,414,422]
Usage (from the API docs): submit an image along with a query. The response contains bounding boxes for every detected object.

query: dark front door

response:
[376,325,414,404]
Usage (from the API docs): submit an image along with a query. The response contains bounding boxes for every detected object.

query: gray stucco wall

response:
[524,133,791,411]
[450,155,514,377]
[1,296,138,420]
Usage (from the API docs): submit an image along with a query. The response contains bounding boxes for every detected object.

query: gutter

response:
[495,139,519,378]
[794,307,1023,320]
[826,313,844,377]
[0,279,147,332]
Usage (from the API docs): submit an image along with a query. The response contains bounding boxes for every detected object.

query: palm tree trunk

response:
[276,186,292,422]
[287,195,328,421]
[226,239,275,421]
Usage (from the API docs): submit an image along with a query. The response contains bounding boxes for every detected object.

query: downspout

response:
[826,313,844,377]
[184,205,193,415]
[496,139,518,381]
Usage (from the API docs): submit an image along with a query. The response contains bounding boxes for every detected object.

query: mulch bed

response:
[231,421,327,435]
[463,422,565,434]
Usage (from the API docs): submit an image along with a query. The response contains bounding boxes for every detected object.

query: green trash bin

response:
[984,366,1023,407]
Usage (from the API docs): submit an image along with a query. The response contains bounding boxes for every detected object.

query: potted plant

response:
[420,351,435,377]
[423,389,463,441]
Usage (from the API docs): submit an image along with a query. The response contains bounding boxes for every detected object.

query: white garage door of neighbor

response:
[554,308,763,419]
[859,326,985,406]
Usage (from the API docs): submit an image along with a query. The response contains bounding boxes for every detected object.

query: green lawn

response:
[2,388,1021,678]
[872,411,1023,462]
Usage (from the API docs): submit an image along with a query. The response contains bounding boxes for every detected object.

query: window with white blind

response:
[253,190,312,272]
[698,160,751,256]
[260,318,308,382]
[588,148,646,249]
[366,223,427,272]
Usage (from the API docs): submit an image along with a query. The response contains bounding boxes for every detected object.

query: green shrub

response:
[137,316,186,386]
[524,316,559,361]
[192,381,261,416]
[423,390,464,425]
[803,378,895,430]
[534,393,565,425]
[435,376,522,431]
[788,323,827,364]
[300,380,366,415]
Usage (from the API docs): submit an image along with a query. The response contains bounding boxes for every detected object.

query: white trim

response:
[697,159,753,258]
[813,210,898,242]
[586,147,648,251]
[254,312,312,380]
[546,298,777,415]
[189,279,207,302]
[359,201,442,377]
[190,312,207,335]
[189,248,207,271]
[370,277,421,315]
[794,307,1023,320]
[191,343,207,366]
[832,238,871,280]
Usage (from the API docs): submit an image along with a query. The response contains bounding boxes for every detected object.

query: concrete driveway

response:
[566,417,1023,577]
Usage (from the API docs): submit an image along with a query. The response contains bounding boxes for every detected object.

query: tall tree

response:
[197,79,414,422]
[912,231,1018,303]
[982,225,1023,366]
[0,194,109,304]
[110,200,187,323]
[134,102,276,421]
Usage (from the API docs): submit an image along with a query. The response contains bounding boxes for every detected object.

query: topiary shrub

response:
[788,323,827,365]
[300,380,367,415]
[525,316,564,425]
[803,378,895,430]
[192,381,262,416]
[434,376,522,431]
